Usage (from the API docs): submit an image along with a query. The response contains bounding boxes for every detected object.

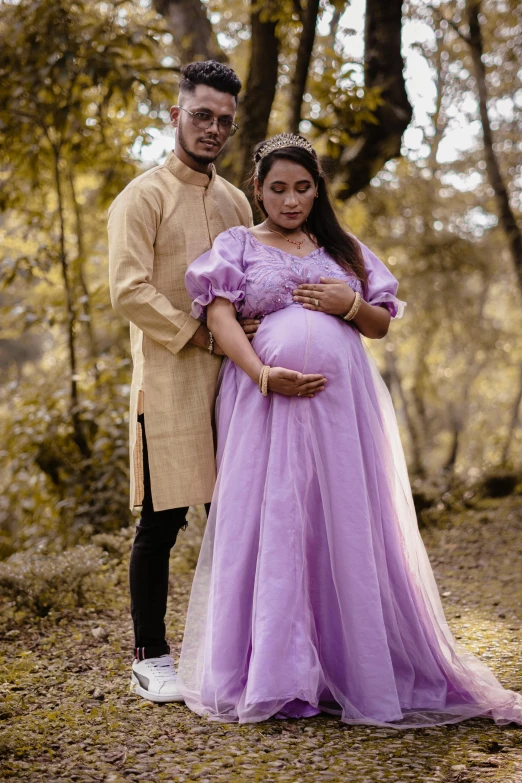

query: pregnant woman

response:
[179,134,522,727]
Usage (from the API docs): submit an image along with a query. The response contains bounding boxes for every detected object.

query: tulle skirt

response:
[178,306,522,726]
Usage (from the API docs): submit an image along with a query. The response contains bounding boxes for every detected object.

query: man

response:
[108,61,255,702]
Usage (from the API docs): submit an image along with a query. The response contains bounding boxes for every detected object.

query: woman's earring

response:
[315,191,319,198]
[256,193,262,201]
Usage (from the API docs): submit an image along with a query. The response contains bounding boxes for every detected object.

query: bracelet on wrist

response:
[343,291,362,321]
[258,365,271,396]
[208,330,215,356]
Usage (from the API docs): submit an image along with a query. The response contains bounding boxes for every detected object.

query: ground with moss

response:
[1,496,522,783]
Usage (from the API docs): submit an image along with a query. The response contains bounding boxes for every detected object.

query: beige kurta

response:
[108,152,253,511]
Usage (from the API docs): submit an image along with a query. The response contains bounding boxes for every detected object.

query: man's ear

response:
[170,105,180,126]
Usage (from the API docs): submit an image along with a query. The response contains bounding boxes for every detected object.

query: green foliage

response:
[352,153,522,476]
[209,0,380,144]
[345,0,522,477]
[0,0,178,547]
[0,0,174,207]
[0,0,520,564]
[0,544,107,617]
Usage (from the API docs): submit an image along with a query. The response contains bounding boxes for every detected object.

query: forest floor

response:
[1,495,522,783]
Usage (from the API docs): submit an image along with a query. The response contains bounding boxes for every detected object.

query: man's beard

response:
[177,121,223,166]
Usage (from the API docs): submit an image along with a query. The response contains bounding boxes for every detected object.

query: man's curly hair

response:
[180,61,242,103]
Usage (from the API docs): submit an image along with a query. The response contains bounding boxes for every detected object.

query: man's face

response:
[170,84,237,168]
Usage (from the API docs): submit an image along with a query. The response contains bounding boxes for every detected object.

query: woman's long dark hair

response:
[252,140,367,285]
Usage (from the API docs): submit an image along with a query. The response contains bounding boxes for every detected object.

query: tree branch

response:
[336,0,412,200]
[466,0,522,293]
[152,0,226,62]
[428,2,471,43]
[288,0,321,133]
[427,29,448,171]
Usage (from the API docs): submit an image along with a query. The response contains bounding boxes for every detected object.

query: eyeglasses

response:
[174,106,239,137]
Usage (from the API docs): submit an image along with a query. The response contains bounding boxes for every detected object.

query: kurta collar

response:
[164,151,215,188]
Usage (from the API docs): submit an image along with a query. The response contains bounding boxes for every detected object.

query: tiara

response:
[256,133,315,162]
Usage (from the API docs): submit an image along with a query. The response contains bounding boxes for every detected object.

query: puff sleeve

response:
[185,228,247,321]
[360,241,406,319]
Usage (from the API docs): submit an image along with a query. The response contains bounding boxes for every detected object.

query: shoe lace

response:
[145,657,176,682]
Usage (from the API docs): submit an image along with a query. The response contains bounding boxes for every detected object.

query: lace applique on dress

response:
[240,232,363,318]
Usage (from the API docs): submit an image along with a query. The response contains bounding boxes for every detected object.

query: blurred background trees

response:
[0,0,521,558]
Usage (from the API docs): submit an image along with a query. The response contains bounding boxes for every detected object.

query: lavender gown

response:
[179,226,522,727]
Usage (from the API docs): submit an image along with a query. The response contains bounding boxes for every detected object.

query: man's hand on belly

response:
[239,318,261,342]
[191,319,260,355]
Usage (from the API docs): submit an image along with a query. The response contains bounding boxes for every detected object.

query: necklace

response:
[266,225,307,250]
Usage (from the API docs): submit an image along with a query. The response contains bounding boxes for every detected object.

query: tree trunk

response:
[52,147,89,458]
[235,3,281,190]
[427,29,447,172]
[152,0,225,62]
[337,0,412,200]
[443,409,462,474]
[501,364,522,465]
[288,0,321,134]
[68,169,99,381]
[386,345,426,477]
[466,0,522,293]
[411,328,435,441]
[443,287,489,474]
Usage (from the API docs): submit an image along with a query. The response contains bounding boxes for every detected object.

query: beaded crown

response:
[256,133,315,162]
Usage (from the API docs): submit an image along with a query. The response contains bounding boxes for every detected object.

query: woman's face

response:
[256,159,316,231]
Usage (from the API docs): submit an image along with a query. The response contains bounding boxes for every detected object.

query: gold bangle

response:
[343,291,362,321]
[258,365,266,392]
[261,365,271,396]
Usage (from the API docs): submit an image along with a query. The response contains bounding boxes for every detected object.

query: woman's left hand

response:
[293,277,356,317]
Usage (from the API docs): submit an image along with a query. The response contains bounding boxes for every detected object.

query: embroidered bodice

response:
[186,225,404,322]
[226,227,363,319]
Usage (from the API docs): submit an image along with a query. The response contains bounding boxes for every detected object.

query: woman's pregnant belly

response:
[252,303,360,380]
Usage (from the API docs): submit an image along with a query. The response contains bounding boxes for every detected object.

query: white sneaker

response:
[130,655,184,703]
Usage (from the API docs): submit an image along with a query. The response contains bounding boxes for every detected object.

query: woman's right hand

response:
[267,367,327,398]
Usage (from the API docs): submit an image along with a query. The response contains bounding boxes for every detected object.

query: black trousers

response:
[129,414,210,660]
